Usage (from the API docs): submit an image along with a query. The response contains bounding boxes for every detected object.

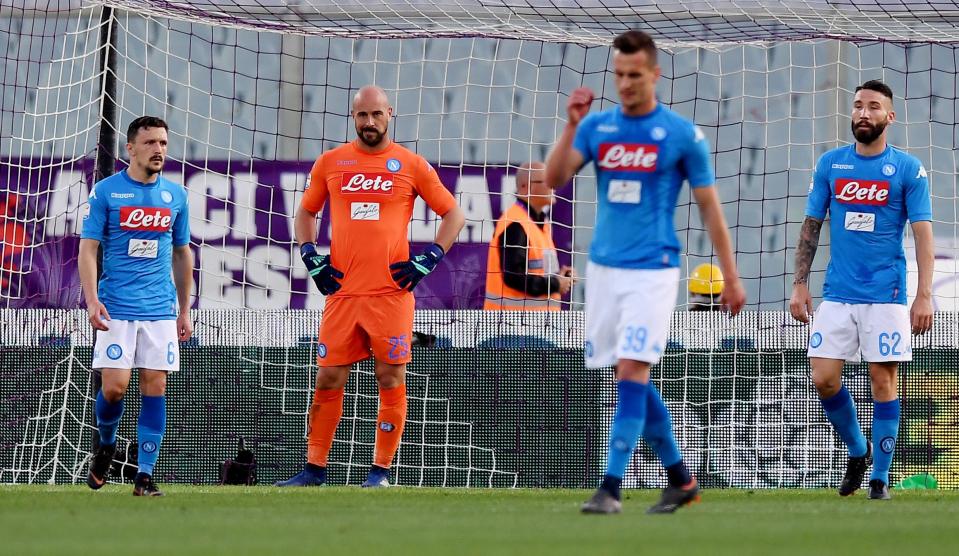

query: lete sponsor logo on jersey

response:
[341,172,394,194]
[119,206,173,231]
[597,143,659,171]
[833,179,890,206]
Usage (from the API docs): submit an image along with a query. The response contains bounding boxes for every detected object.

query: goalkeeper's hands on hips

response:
[300,242,344,295]
[390,243,445,291]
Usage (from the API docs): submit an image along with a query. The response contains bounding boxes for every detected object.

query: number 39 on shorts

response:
[621,326,648,353]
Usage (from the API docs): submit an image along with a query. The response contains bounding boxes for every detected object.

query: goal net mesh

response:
[1,0,957,488]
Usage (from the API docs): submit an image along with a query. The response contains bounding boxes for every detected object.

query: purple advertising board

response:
[0,158,572,309]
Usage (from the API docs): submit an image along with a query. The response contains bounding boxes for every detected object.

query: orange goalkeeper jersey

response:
[301,140,457,297]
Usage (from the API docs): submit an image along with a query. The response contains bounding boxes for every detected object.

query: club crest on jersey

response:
[341,172,394,194]
[161,190,174,204]
[119,206,173,231]
[650,126,667,141]
[881,163,896,176]
[386,158,402,172]
[833,179,889,206]
[597,143,658,171]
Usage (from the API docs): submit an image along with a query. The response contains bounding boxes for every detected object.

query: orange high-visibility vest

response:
[484,203,562,311]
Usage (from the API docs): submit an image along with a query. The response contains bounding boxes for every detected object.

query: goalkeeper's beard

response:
[359,126,386,148]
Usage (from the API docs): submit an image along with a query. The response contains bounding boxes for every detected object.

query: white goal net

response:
[2,0,958,488]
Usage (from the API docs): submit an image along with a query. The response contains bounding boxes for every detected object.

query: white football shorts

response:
[584,262,679,368]
[92,319,180,372]
[808,300,912,363]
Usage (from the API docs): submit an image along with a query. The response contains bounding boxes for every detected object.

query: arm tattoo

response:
[793,217,823,285]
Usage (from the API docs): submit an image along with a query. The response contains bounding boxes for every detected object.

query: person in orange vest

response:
[484,162,574,310]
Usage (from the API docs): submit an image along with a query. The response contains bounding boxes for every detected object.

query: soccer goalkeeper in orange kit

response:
[277,85,465,487]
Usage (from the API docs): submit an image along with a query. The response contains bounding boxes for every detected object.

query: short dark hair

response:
[612,30,657,63]
[855,80,894,103]
[127,116,169,143]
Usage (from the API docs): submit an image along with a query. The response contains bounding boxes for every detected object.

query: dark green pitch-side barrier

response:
[2,344,957,489]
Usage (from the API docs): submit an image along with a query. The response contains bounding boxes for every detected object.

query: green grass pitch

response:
[2,486,958,555]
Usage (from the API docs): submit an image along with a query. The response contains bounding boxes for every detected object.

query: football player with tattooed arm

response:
[277,85,465,488]
[790,79,934,500]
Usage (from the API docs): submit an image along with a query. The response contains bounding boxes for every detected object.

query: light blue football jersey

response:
[81,170,190,320]
[806,144,932,305]
[573,104,714,269]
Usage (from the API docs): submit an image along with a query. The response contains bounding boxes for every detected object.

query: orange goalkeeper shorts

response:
[317,291,414,367]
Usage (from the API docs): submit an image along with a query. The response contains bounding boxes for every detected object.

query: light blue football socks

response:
[95,390,124,446]
[137,395,166,476]
[871,399,900,483]
[820,385,868,457]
